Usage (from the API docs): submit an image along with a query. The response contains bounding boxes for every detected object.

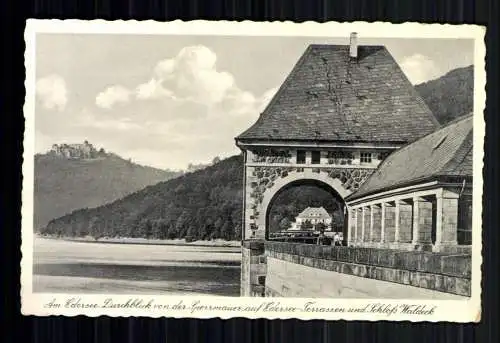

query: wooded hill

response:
[40,155,245,240]
[415,65,473,124]
[34,152,181,230]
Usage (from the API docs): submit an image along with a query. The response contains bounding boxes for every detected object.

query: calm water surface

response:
[33,237,241,296]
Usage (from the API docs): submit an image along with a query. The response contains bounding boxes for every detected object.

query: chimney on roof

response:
[349,32,358,59]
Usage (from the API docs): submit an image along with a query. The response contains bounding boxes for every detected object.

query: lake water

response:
[33,237,241,296]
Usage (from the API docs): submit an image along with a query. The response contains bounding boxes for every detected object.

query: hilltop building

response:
[51,140,99,159]
[290,207,332,230]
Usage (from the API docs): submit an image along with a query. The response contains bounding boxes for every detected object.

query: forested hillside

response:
[40,155,344,241]
[416,65,473,124]
[41,155,245,240]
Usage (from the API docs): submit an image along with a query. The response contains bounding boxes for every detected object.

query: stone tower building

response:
[235,33,440,296]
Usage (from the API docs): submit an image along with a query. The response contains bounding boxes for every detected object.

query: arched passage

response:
[255,170,353,241]
[265,179,347,240]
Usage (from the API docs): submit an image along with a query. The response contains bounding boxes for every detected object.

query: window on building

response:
[296,150,306,164]
[360,152,372,163]
[311,151,321,164]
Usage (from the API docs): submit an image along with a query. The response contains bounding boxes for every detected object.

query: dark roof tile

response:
[347,114,473,200]
[237,44,440,143]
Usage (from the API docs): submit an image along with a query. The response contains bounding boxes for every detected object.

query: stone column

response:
[371,204,382,244]
[305,151,312,165]
[361,207,366,243]
[380,202,386,243]
[383,202,396,243]
[347,208,355,245]
[435,190,459,249]
[397,199,413,243]
[412,197,433,250]
[363,207,371,243]
[369,205,374,242]
[356,208,363,243]
[394,201,400,243]
[353,208,358,243]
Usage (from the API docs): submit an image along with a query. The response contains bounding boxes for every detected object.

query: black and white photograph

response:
[21,20,485,321]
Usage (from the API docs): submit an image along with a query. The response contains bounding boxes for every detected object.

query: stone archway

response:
[262,178,348,240]
[247,168,356,240]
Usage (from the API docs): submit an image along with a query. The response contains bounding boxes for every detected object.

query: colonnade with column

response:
[347,187,470,253]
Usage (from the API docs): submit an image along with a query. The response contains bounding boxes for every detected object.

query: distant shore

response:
[36,234,241,248]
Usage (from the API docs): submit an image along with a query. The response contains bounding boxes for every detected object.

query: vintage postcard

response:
[21,19,485,322]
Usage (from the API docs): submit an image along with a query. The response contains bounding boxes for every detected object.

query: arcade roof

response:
[347,113,473,201]
[236,44,440,145]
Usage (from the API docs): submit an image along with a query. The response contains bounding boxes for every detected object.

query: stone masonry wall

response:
[241,240,267,297]
[264,257,465,299]
[264,242,471,297]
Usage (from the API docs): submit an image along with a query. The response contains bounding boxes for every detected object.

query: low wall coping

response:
[264,241,471,279]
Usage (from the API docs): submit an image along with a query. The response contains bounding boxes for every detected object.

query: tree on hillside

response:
[221,221,233,241]
[279,217,291,231]
[186,226,197,241]
[97,148,107,157]
[415,65,473,124]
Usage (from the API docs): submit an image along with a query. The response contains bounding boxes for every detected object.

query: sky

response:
[34,34,474,170]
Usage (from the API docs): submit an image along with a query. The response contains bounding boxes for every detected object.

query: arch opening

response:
[264,179,348,244]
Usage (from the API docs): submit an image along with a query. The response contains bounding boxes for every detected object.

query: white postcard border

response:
[21,19,486,322]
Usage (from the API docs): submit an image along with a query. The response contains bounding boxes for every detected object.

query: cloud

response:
[82,45,282,169]
[135,79,175,100]
[96,45,236,108]
[36,74,68,111]
[95,85,132,109]
[400,54,440,84]
[138,45,236,105]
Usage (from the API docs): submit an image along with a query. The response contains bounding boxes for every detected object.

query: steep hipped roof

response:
[236,44,440,144]
[297,207,331,220]
[347,114,473,201]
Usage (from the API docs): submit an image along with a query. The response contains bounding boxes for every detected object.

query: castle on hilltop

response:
[50,140,102,159]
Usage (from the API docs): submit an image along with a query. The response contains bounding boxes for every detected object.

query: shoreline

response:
[35,234,242,248]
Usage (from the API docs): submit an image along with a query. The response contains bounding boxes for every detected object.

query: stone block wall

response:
[241,240,266,296]
[264,257,465,299]
[264,242,471,297]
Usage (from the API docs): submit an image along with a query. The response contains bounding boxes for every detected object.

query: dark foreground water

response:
[33,238,241,296]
